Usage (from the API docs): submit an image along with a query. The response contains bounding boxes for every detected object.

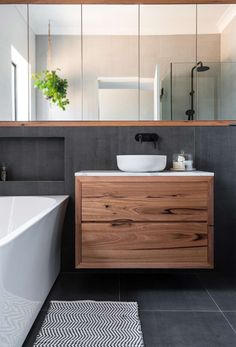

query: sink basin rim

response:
[116,154,167,172]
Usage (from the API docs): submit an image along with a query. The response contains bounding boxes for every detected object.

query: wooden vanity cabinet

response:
[75,176,214,269]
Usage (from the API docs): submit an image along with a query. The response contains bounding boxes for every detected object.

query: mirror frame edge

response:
[1,1,236,4]
[0,121,235,126]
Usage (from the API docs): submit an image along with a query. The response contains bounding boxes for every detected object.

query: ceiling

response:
[16,4,235,36]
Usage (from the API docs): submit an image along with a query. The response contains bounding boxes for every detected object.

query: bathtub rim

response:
[0,195,69,248]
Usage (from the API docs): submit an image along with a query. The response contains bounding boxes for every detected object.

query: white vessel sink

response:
[117,155,167,172]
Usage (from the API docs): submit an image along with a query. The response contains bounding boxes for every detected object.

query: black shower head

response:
[187,61,210,120]
[196,61,210,72]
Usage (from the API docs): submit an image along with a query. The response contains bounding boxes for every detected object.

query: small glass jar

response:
[172,151,193,171]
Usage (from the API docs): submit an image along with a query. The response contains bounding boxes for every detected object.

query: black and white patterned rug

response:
[33,301,144,346]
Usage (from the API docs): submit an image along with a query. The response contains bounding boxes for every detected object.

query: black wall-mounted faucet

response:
[135,133,159,149]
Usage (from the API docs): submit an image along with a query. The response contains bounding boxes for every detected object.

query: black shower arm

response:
[190,62,202,109]
[191,62,202,92]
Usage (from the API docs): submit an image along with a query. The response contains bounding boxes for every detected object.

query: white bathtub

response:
[0,195,68,347]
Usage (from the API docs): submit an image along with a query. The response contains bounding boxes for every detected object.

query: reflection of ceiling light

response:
[217,4,236,33]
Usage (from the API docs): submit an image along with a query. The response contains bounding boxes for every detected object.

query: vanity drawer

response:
[80,222,210,267]
[81,181,209,222]
[76,176,214,269]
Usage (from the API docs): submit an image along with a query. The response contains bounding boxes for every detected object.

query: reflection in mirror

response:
[197,4,236,120]
[0,5,28,121]
[2,4,236,122]
[83,5,139,120]
[140,5,197,121]
[29,5,82,120]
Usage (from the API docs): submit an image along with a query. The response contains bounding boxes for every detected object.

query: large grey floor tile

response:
[120,274,218,311]
[140,311,236,347]
[197,272,236,311]
[42,272,119,310]
[224,312,236,332]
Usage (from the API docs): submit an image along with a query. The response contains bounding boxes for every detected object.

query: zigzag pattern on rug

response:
[34,301,144,347]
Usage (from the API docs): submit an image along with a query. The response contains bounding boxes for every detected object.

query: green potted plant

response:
[32,69,69,111]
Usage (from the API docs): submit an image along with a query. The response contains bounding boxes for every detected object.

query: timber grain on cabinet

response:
[75,176,214,269]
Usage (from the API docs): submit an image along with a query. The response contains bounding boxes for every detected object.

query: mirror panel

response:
[1,3,236,122]
[0,5,28,121]
[140,5,197,121]
[197,4,236,120]
[82,5,139,120]
[29,4,82,120]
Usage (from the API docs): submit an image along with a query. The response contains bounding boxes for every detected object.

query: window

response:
[11,45,29,121]
[11,62,17,120]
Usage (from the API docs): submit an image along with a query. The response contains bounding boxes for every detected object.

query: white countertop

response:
[75,170,214,176]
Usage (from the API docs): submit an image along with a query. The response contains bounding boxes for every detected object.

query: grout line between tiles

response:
[196,274,236,334]
[221,311,236,313]
[208,293,236,334]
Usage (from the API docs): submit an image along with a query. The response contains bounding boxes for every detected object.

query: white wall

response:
[34,34,208,120]
[0,5,28,120]
[35,35,81,120]
[0,5,36,121]
[220,17,236,119]
[29,25,36,120]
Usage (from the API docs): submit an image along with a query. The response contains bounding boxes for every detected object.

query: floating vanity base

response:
[75,171,214,269]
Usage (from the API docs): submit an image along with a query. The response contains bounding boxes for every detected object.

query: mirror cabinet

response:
[0,3,235,122]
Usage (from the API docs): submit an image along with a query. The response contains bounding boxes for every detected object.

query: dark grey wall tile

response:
[195,127,236,272]
[0,137,64,181]
[0,181,65,195]
[117,126,195,168]
[0,125,234,273]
